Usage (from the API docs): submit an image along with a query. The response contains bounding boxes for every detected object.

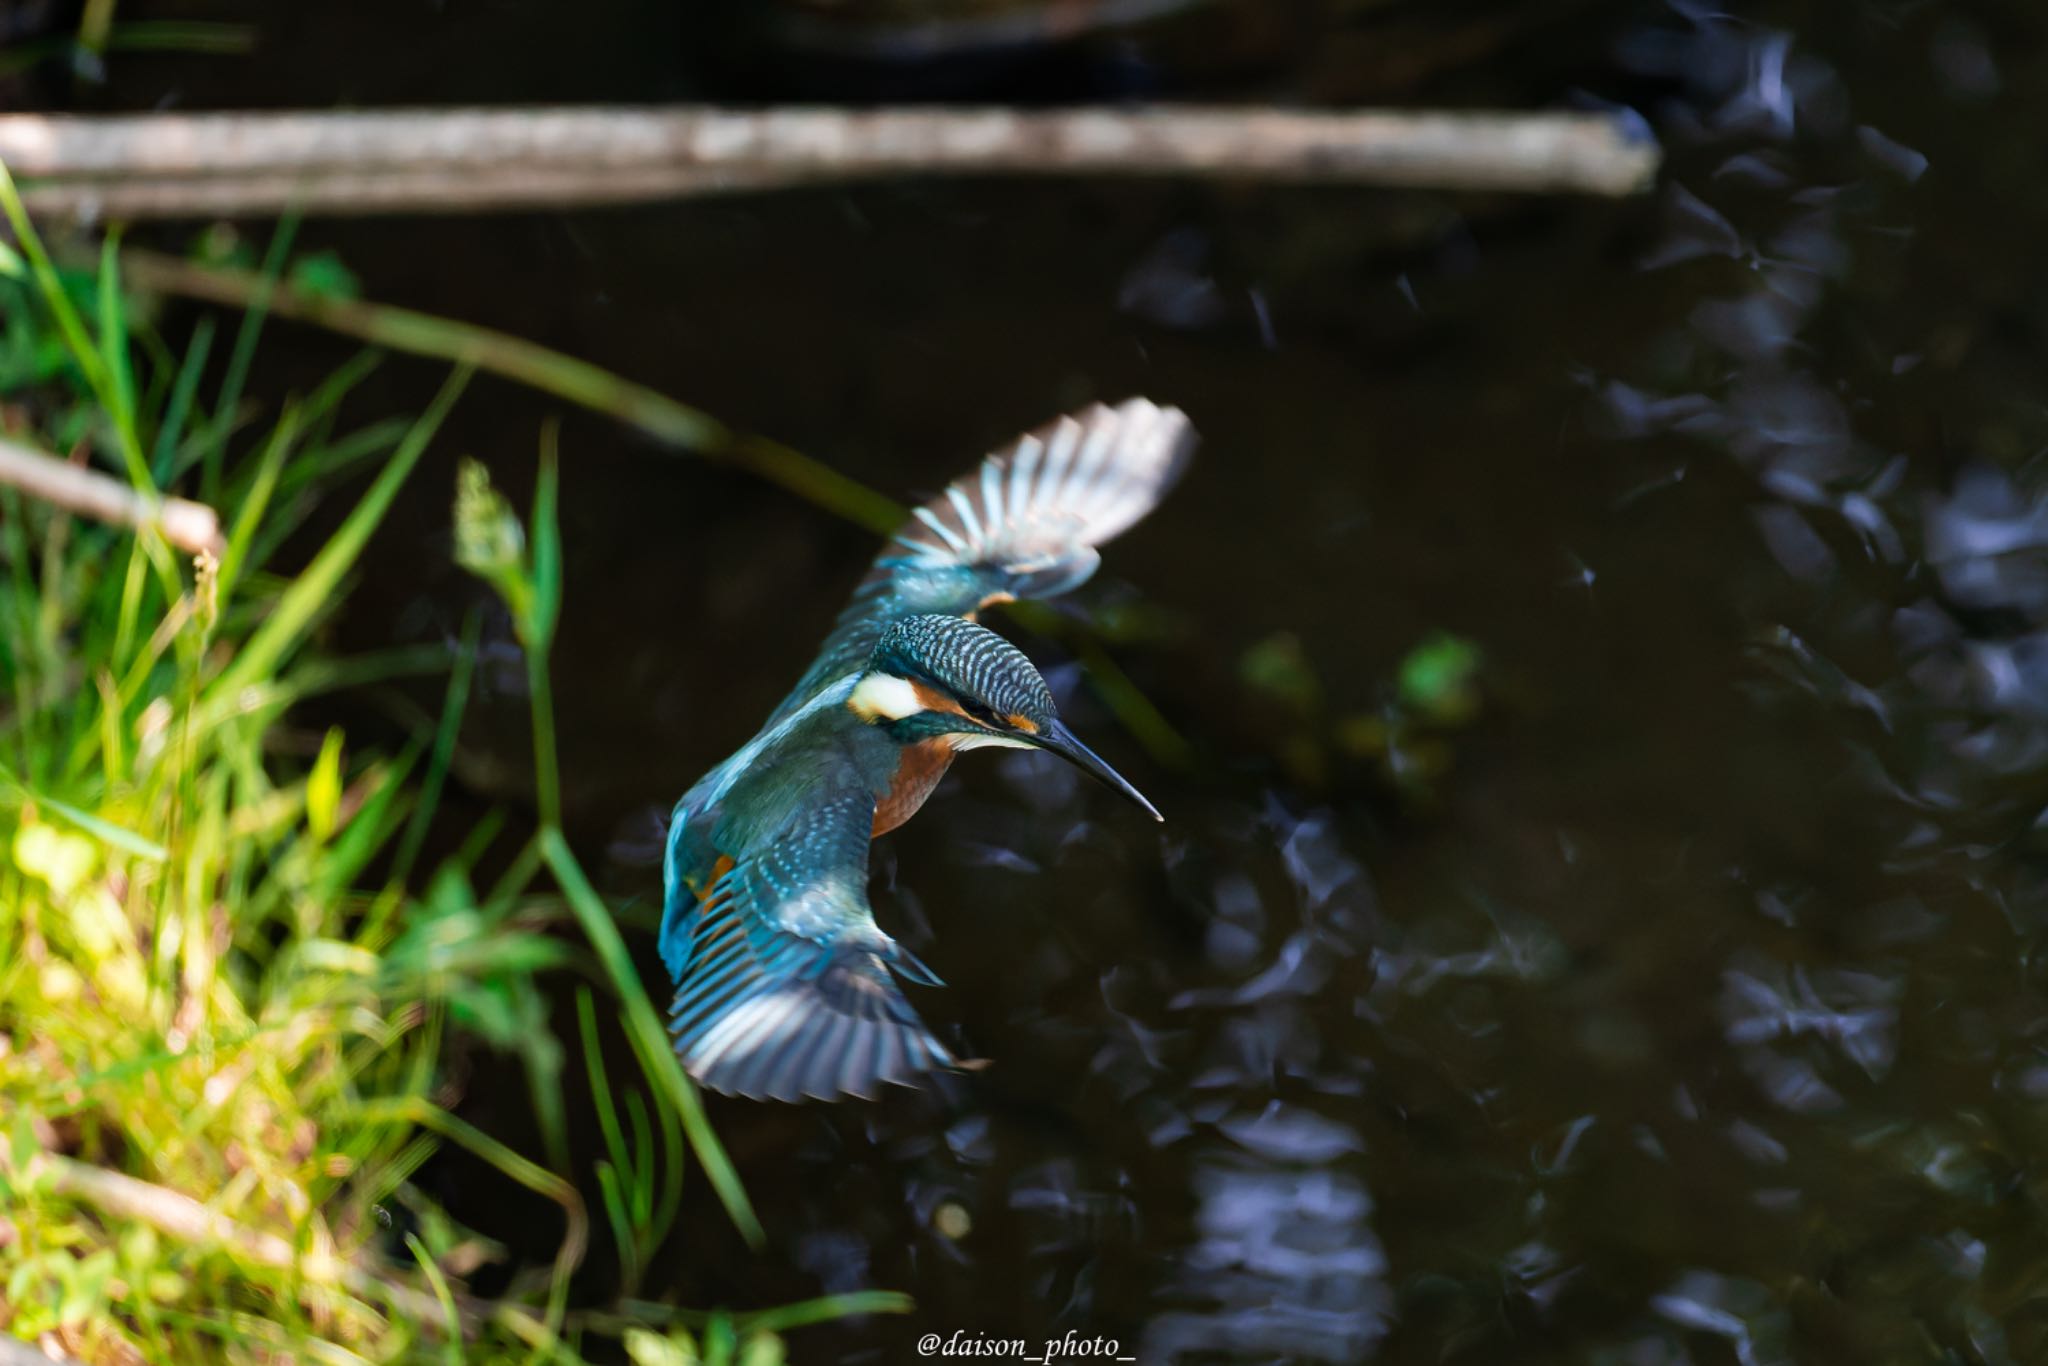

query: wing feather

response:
[764,397,1195,725]
[662,768,955,1102]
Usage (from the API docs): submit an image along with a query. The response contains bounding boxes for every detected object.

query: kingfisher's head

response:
[850,614,1160,821]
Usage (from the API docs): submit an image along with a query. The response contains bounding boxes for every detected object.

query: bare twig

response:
[38,1152,351,1288]
[0,105,1660,219]
[117,247,909,534]
[33,1150,455,1323]
[0,436,222,554]
[18,1148,555,1348]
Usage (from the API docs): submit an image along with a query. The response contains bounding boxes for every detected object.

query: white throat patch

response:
[849,672,924,722]
[949,731,1037,751]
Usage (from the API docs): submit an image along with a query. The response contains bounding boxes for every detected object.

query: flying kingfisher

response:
[660,398,1195,1102]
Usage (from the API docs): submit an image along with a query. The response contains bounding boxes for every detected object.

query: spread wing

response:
[764,396,1195,726]
[665,771,953,1102]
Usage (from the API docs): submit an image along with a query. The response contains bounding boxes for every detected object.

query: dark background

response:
[21,0,2048,1360]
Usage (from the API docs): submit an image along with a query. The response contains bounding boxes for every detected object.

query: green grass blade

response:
[77,0,117,52]
[215,405,296,607]
[308,749,419,902]
[529,420,562,650]
[104,19,257,54]
[540,829,763,1248]
[0,760,166,860]
[208,364,469,700]
[392,607,479,885]
[94,232,150,489]
[524,432,564,830]
[594,1164,640,1300]
[403,1233,466,1366]
[740,1292,915,1335]
[0,490,41,774]
[0,160,113,402]
[624,1090,656,1224]
[483,831,544,915]
[152,314,216,483]
[349,1095,585,1342]
[243,416,408,569]
[288,347,384,439]
[576,987,633,1183]
[202,213,299,501]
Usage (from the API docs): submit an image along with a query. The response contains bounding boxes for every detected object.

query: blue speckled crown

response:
[869,614,1054,724]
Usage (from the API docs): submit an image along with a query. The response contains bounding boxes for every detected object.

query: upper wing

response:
[665,773,953,1102]
[764,396,1195,726]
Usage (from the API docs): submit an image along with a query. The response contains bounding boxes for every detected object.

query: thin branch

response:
[38,1151,353,1291]
[0,435,222,554]
[0,105,1660,219]
[35,1151,447,1324]
[21,1148,554,1348]
[117,247,909,534]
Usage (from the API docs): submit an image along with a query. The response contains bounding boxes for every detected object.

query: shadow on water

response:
[60,0,2048,1359]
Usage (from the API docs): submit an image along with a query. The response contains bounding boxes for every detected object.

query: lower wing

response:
[662,781,954,1102]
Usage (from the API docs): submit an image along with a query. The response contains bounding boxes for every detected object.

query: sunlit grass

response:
[0,166,893,1360]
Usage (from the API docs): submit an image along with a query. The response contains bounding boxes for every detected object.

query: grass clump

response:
[0,174,899,1359]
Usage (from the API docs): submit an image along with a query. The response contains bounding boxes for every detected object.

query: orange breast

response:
[873,739,957,836]
[691,854,735,904]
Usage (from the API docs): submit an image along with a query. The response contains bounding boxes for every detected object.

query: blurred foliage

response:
[1395,631,1482,724]
[284,249,361,304]
[1,264,110,397]
[1240,628,1484,797]
[624,1318,782,1366]
[0,0,253,85]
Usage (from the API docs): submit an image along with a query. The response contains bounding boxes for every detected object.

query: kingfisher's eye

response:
[960,698,1001,726]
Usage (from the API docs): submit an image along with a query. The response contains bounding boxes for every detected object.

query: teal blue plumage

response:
[661,398,1195,1102]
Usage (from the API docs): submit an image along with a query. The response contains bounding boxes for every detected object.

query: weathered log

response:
[0,105,1659,219]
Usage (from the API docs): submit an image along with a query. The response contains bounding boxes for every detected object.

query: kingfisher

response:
[660,398,1195,1103]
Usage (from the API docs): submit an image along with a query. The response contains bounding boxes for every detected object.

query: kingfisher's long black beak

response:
[1039,720,1162,821]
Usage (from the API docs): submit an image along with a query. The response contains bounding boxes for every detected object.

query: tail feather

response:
[670,890,954,1102]
[677,954,957,1102]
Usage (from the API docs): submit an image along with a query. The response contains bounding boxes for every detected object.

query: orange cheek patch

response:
[1005,713,1039,733]
[911,679,972,720]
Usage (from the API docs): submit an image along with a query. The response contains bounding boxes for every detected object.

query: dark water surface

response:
[70,1,2048,1360]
